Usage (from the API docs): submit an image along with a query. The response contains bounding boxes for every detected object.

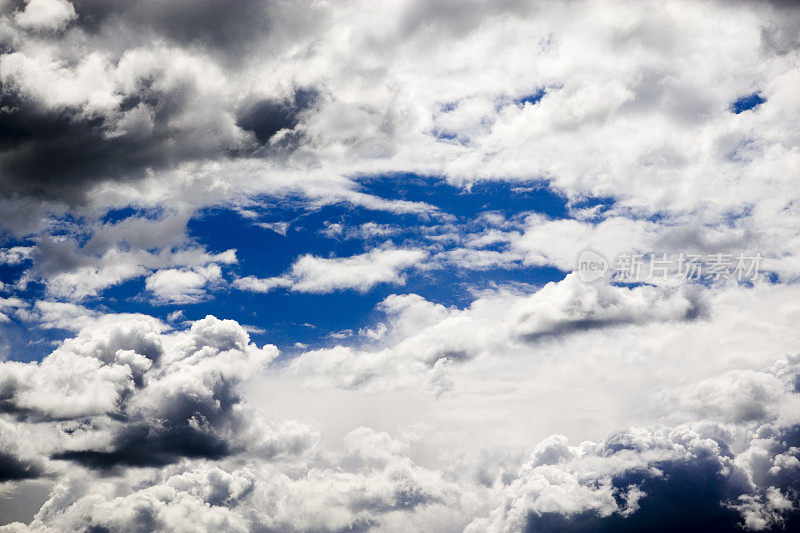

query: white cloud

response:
[145,264,224,305]
[15,208,239,302]
[19,300,97,331]
[234,247,428,294]
[2,0,799,295]
[287,273,705,389]
[0,293,799,529]
[13,0,76,31]
[231,275,292,294]
[289,247,428,293]
[0,0,792,225]
[0,247,33,266]
[467,355,800,532]
[166,310,185,323]
[0,297,27,323]
[321,221,402,241]
[254,221,289,236]
[0,314,282,470]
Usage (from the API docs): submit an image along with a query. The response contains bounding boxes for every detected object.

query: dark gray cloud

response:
[0,86,163,202]
[398,0,535,40]
[0,76,198,202]
[54,379,241,468]
[523,436,800,533]
[518,293,708,344]
[0,0,324,205]
[0,450,42,482]
[761,1,800,55]
[236,87,320,148]
[0,74,319,204]
[70,0,274,57]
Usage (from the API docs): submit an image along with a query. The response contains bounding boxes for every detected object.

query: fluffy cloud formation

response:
[287,273,705,391]
[0,314,476,531]
[12,0,75,31]
[234,247,428,294]
[1,0,799,297]
[1,310,800,531]
[2,426,472,533]
[0,314,281,470]
[0,0,794,214]
[469,356,800,532]
[145,264,224,305]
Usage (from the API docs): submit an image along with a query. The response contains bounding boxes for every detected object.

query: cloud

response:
[13,0,76,31]
[2,425,464,533]
[0,297,27,324]
[0,418,44,483]
[16,300,97,331]
[0,314,280,469]
[0,47,242,203]
[3,0,799,298]
[231,275,292,294]
[236,87,320,150]
[0,247,33,266]
[19,210,238,301]
[2,2,800,531]
[321,221,402,241]
[234,247,428,294]
[69,0,288,58]
[287,273,706,391]
[467,356,800,532]
[2,346,800,531]
[145,264,223,305]
[288,247,428,293]
[508,274,706,341]
[0,295,798,530]
[0,0,791,220]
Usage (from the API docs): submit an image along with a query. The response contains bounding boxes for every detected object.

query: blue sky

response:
[2,176,574,360]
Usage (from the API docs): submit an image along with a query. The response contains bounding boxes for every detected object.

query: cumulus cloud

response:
[0,314,281,469]
[145,264,224,305]
[2,330,800,531]
[287,273,706,391]
[0,0,792,219]
[234,247,428,294]
[0,425,468,533]
[468,356,800,532]
[0,289,798,530]
[0,418,44,483]
[13,0,76,31]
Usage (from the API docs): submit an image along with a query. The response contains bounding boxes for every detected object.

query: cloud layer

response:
[2,0,800,531]
[1,306,800,531]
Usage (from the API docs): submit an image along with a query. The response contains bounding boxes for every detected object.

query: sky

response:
[1,0,800,531]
